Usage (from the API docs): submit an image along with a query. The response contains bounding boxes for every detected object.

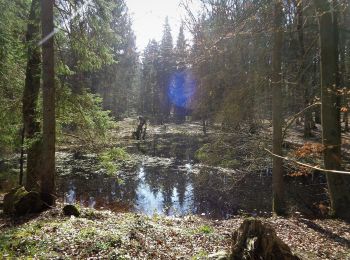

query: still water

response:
[0,134,272,219]
[57,161,196,217]
[56,151,271,219]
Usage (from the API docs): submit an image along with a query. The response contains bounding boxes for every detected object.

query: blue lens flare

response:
[168,70,196,108]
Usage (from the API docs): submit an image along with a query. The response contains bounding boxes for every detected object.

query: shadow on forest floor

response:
[299,218,350,247]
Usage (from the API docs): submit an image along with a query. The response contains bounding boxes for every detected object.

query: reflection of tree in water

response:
[162,180,173,215]
[142,164,189,214]
[57,159,255,218]
[57,174,139,212]
[191,168,237,218]
[176,173,187,207]
[119,175,139,207]
[57,143,268,218]
[143,166,162,196]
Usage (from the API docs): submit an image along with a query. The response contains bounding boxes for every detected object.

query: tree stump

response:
[63,204,80,217]
[132,116,147,140]
[3,186,44,216]
[231,219,300,260]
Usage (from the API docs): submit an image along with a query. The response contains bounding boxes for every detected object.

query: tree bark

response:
[312,56,322,125]
[339,15,349,131]
[40,0,56,206]
[272,0,285,215]
[314,0,350,220]
[296,0,312,137]
[22,0,41,191]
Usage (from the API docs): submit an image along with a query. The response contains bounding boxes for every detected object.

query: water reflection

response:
[57,162,196,216]
[57,158,271,218]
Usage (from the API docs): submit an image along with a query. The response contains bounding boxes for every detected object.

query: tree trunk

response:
[314,0,350,220]
[19,127,25,186]
[339,15,349,131]
[311,55,322,125]
[40,0,55,206]
[272,0,285,215]
[344,109,349,132]
[345,31,350,131]
[296,0,312,137]
[314,106,321,124]
[22,0,41,191]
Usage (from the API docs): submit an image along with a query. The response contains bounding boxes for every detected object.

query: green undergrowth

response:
[98,147,130,175]
[195,140,240,168]
[196,225,214,234]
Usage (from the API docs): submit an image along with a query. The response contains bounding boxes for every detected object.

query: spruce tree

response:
[159,17,175,121]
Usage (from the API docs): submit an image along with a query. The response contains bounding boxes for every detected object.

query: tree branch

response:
[264,148,350,175]
[282,102,321,140]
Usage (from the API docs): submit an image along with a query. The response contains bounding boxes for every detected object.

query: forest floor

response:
[1,118,350,259]
[0,203,350,259]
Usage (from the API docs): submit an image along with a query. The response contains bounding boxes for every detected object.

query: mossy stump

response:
[3,186,44,216]
[231,219,300,260]
[63,204,80,217]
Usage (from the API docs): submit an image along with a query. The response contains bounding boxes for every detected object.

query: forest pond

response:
[1,123,272,219]
[55,135,272,220]
[57,159,197,217]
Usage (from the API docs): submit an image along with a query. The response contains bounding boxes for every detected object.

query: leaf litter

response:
[0,204,349,259]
